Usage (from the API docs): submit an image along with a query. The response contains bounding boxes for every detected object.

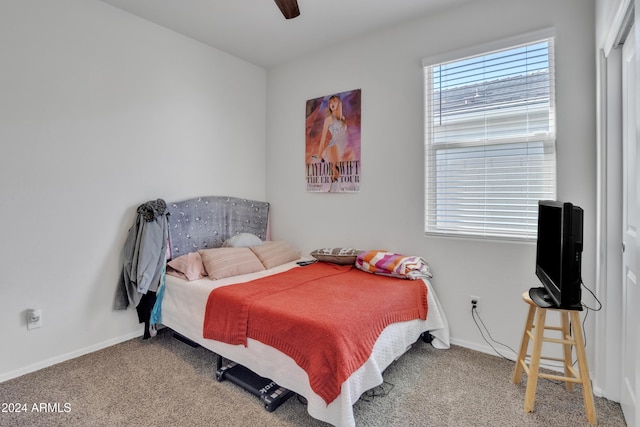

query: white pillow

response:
[222,233,263,248]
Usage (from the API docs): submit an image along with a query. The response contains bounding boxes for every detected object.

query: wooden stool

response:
[512,291,597,425]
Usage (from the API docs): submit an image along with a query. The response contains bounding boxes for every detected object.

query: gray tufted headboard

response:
[166,196,270,259]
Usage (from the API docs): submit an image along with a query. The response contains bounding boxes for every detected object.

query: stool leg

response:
[570,311,597,425]
[513,304,537,384]
[524,307,546,413]
[560,312,574,392]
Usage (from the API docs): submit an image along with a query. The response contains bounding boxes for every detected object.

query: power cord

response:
[359,381,395,402]
[581,279,603,311]
[579,280,602,350]
[295,381,395,406]
[470,304,518,361]
[471,304,568,378]
[471,281,603,379]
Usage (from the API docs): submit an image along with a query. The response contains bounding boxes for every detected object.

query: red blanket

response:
[203,263,428,404]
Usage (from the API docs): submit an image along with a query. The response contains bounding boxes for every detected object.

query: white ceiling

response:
[99,0,476,68]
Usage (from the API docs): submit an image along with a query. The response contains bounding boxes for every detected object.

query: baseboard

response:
[450,337,517,361]
[0,329,144,383]
[451,337,566,373]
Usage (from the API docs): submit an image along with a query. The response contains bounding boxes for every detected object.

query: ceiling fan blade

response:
[274,0,300,19]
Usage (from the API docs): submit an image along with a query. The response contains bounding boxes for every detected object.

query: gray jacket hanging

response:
[113,199,168,310]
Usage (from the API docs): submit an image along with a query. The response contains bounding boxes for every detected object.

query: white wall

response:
[0,0,602,397]
[266,0,596,369]
[0,0,266,381]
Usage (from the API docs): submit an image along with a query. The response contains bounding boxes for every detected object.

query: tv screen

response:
[532,200,583,310]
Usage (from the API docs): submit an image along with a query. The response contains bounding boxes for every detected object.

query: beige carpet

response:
[0,328,626,426]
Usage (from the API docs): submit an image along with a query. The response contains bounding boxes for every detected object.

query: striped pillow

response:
[198,247,265,280]
[249,241,301,269]
[310,247,363,265]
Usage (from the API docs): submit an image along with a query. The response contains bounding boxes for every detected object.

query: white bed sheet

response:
[159,261,450,427]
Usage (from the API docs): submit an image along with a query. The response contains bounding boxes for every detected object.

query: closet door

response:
[621,21,638,427]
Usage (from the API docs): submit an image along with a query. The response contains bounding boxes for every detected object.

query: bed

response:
[154,196,450,427]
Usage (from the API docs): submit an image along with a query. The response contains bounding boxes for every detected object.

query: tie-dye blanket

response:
[355,250,432,280]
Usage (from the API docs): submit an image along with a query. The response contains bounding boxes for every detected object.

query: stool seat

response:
[512,291,596,425]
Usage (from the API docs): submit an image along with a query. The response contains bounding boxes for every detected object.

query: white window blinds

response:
[424,36,556,240]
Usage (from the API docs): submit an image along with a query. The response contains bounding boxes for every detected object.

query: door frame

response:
[594,0,634,403]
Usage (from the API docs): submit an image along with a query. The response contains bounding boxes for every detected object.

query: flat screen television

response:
[530,200,583,310]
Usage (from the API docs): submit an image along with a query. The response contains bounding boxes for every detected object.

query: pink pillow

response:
[167,252,207,281]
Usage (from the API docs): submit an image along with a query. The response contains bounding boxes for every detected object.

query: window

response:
[423,32,556,240]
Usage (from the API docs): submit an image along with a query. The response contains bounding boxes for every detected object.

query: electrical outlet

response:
[469,295,480,313]
[27,309,42,330]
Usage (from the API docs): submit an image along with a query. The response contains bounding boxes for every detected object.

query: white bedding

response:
[159,260,450,427]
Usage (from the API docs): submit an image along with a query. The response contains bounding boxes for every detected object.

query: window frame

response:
[422,28,557,242]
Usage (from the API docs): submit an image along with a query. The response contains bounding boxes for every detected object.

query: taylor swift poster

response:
[305,89,361,192]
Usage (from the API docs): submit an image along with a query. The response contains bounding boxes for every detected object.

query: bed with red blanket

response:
[156,196,450,427]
